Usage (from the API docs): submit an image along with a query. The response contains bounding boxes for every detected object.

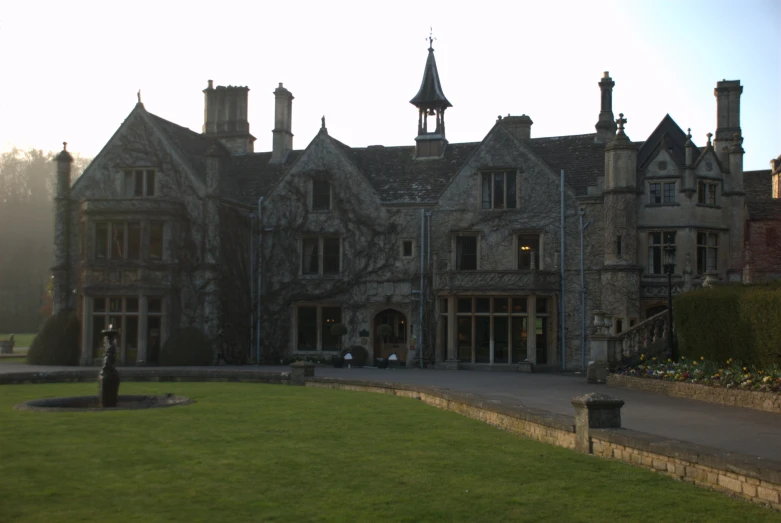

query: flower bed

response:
[612,356,781,414]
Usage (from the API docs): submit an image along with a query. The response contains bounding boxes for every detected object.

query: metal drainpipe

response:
[560,169,566,371]
[579,209,590,370]
[256,196,264,363]
[249,211,255,362]
[424,210,431,369]
[419,208,425,369]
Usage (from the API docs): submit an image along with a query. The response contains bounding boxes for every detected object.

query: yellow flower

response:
[700,356,705,361]
[681,356,685,360]
[743,367,748,372]
[693,361,698,366]
[667,358,672,363]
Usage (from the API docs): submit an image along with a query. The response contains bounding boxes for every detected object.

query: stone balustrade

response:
[610,310,670,364]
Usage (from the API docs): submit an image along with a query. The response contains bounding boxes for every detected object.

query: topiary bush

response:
[27,310,80,365]
[159,327,214,366]
[674,282,781,367]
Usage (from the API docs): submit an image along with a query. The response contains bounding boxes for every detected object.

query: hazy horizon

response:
[1,0,779,171]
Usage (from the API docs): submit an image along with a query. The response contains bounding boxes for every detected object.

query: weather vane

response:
[427,27,436,50]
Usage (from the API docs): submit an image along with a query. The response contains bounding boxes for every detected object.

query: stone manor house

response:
[51,44,780,369]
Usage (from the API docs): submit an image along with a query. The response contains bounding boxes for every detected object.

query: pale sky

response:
[1,0,779,171]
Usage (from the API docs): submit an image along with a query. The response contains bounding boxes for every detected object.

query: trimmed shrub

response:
[342,345,369,366]
[674,282,781,367]
[27,310,80,365]
[159,327,214,366]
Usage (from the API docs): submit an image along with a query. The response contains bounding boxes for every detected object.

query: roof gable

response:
[637,114,699,169]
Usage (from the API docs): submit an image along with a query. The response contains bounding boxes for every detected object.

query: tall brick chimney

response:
[202,80,255,154]
[270,83,294,164]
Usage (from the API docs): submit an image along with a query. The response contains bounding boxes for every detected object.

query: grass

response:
[0,382,776,523]
[0,357,25,364]
[0,332,35,348]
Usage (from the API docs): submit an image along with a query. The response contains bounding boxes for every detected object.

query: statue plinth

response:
[99,328,120,408]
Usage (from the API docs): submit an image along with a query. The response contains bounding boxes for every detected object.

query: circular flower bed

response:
[617,355,781,394]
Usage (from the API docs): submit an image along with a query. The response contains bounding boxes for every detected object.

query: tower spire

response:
[410,34,451,158]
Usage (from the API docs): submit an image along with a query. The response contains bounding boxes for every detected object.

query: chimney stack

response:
[595,71,616,143]
[271,83,294,164]
[202,80,255,154]
[500,114,533,141]
[714,79,742,165]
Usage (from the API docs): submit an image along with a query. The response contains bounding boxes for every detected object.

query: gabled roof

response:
[525,134,606,196]
[341,142,478,203]
[146,112,212,183]
[228,151,303,203]
[745,169,773,201]
[409,47,452,109]
[637,114,700,169]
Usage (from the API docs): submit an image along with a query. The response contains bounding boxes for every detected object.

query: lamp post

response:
[664,245,677,360]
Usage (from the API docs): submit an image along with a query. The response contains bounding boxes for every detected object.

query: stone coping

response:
[608,374,781,415]
[3,367,781,508]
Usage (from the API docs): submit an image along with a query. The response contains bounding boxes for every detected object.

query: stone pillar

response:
[571,392,624,454]
[52,143,74,315]
[595,72,617,143]
[137,295,148,365]
[289,361,315,386]
[527,295,536,363]
[80,295,91,366]
[445,296,459,369]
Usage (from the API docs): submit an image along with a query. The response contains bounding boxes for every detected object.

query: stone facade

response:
[53,46,777,369]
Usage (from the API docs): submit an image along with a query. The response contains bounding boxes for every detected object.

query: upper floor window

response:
[124,169,156,197]
[455,235,478,271]
[481,171,517,210]
[649,182,676,204]
[312,180,331,211]
[517,234,540,270]
[697,231,718,274]
[647,231,676,274]
[401,239,414,258]
[302,236,341,276]
[95,221,141,261]
[94,220,163,262]
[697,181,717,206]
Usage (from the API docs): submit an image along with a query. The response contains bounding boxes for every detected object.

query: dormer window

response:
[697,181,717,206]
[481,171,517,209]
[124,169,156,197]
[312,180,331,211]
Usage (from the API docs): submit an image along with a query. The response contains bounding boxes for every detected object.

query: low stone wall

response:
[592,429,781,509]
[0,368,290,386]
[607,374,781,414]
[4,368,781,510]
[307,378,576,449]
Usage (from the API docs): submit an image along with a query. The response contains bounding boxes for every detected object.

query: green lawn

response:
[0,332,35,348]
[0,383,775,523]
[0,356,25,364]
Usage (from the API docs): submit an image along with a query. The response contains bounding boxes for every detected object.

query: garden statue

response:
[98,326,120,408]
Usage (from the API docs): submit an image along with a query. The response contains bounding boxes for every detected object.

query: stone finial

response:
[616,113,627,133]
[56,142,74,163]
[137,89,142,104]
[321,115,326,129]
[706,132,713,146]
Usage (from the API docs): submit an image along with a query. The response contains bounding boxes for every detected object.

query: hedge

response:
[674,282,781,367]
[159,327,214,366]
[27,310,80,365]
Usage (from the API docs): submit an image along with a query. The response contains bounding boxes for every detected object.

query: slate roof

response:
[744,170,781,221]
[341,142,478,202]
[147,112,211,182]
[409,47,452,109]
[525,134,606,196]
[745,169,773,201]
[637,114,700,169]
[228,151,303,204]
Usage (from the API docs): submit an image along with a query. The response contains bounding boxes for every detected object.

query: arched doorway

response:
[374,309,408,360]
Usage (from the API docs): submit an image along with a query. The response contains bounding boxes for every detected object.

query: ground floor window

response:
[443,296,551,364]
[296,305,342,351]
[91,296,163,364]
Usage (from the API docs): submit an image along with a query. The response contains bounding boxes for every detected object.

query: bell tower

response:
[410,35,452,158]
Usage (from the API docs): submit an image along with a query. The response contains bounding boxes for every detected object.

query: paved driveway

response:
[3,363,781,462]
